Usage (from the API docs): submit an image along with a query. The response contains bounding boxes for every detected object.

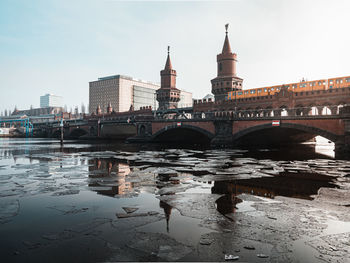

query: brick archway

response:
[69,128,88,138]
[151,124,215,142]
[232,122,339,143]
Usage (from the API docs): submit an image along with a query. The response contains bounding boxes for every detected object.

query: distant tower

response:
[156,46,180,110]
[211,24,243,101]
[107,102,113,114]
[96,105,101,115]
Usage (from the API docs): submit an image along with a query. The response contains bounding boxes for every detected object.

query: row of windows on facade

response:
[214,82,242,87]
[229,84,348,97]
[158,92,179,96]
[228,80,350,96]
[92,80,119,86]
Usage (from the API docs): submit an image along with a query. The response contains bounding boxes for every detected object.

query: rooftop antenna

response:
[225,23,229,34]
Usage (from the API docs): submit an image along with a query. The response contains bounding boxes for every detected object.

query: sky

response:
[0,0,349,113]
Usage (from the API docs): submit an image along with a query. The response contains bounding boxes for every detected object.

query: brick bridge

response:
[134,110,349,153]
[38,86,350,156]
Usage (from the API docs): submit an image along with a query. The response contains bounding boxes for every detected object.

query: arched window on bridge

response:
[321,106,332,115]
[337,104,344,114]
[280,107,288,117]
[309,106,318,116]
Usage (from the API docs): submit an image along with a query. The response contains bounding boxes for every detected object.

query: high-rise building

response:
[156,47,181,110]
[89,75,160,114]
[211,24,243,101]
[40,94,63,108]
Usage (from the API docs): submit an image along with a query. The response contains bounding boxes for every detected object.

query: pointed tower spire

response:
[164,46,172,70]
[222,24,232,54]
[157,45,180,110]
[211,23,243,101]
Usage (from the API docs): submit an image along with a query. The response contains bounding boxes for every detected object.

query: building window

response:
[219,63,222,72]
[346,78,350,83]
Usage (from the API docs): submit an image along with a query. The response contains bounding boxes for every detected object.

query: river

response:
[0,138,349,262]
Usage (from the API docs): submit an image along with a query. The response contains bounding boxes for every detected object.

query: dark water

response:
[0,138,347,262]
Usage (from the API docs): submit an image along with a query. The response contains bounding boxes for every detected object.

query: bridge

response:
[34,104,350,157]
[33,85,350,157]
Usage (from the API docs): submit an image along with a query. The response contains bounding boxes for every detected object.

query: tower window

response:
[219,63,222,72]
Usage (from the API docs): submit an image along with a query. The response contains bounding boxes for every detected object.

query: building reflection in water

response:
[212,172,336,216]
[156,172,178,232]
[88,159,133,196]
[160,201,172,233]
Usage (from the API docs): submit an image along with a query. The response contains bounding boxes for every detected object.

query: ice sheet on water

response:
[152,167,178,175]
[51,189,80,196]
[0,174,12,181]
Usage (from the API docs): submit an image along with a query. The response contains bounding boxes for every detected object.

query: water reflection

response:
[160,201,172,232]
[88,159,133,196]
[212,172,337,217]
[1,138,349,263]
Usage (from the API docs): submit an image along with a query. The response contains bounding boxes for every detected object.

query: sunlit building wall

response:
[89,75,160,114]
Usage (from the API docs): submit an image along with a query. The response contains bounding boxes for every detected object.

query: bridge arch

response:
[151,124,214,143]
[232,122,339,145]
[69,128,88,138]
[51,129,61,138]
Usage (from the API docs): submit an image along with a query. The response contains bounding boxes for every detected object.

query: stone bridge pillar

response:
[302,107,310,116]
[329,105,338,115]
[137,122,152,137]
[273,109,281,117]
[287,108,296,116]
[126,122,152,143]
[316,106,324,116]
[211,120,233,147]
[335,107,350,158]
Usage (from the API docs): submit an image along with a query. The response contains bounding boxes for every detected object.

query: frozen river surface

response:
[0,138,350,262]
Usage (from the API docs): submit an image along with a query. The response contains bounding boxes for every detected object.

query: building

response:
[156,46,181,110]
[40,94,63,108]
[226,76,350,100]
[89,75,160,114]
[211,24,243,101]
[12,107,63,117]
[178,90,193,108]
[203,94,214,102]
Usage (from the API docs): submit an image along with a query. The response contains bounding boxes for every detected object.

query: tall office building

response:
[40,94,63,108]
[89,75,160,114]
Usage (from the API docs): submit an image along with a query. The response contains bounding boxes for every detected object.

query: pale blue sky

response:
[1,0,349,113]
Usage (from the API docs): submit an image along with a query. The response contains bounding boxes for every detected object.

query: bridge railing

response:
[188,104,349,121]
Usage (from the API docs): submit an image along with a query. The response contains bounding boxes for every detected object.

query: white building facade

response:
[40,94,63,108]
[178,90,193,108]
[89,74,193,114]
[89,75,160,114]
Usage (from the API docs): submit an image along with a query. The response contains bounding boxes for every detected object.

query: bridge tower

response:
[211,24,243,101]
[156,46,181,110]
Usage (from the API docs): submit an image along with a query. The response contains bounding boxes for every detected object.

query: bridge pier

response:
[210,120,233,147]
[126,122,153,143]
[334,135,350,159]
